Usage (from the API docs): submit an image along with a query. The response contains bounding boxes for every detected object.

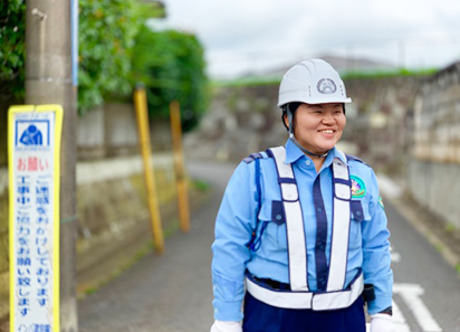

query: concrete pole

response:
[25,0,78,331]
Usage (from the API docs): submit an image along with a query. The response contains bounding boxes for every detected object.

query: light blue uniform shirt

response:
[211,139,393,321]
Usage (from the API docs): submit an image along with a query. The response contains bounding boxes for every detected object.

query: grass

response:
[82,239,155,297]
[212,75,280,88]
[211,67,439,88]
[434,243,444,253]
[341,67,439,79]
[192,179,210,192]
[445,223,456,233]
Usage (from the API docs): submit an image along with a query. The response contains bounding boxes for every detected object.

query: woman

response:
[210,59,394,332]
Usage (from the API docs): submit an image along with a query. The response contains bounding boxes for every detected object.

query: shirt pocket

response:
[257,200,288,250]
[349,199,369,248]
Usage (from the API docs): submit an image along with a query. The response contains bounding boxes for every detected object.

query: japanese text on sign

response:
[9,105,63,332]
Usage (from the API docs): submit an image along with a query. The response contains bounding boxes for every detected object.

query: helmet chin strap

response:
[286,108,329,159]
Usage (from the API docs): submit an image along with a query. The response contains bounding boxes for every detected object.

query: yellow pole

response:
[134,85,165,252]
[169,101,191,232]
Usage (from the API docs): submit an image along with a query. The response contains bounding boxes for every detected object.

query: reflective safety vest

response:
[245,146,364,310]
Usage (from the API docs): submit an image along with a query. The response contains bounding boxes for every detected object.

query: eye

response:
[333,108,344,114]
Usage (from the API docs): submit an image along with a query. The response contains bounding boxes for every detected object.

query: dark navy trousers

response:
[242,292,366,332]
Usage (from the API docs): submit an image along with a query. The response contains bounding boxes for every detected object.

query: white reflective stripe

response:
[327,157,351,291]
[284,201,308,291]
[269,146,308,291]
[270,147,293,178]
[281,183,298,201]
[312,273,364,310]
[335,183,351,200]
[246,273,363,310]
[327,198,350,290]
[246,276,313,309]
[332,156,348,180]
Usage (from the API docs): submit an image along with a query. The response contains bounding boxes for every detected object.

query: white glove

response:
[370,313,395,332]
[210,320,242,332]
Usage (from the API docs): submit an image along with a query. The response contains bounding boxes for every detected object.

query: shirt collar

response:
[285,139,305,164]
[284,139,348,166]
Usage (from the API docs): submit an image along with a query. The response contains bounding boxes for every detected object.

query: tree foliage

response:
[0,0,26,103]
[132,25,209,131]
[0,0,209,130]
[78,0,145,113]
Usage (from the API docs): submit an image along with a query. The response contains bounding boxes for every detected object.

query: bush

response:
[131,25,209,132]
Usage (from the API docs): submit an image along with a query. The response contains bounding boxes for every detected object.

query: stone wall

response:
[408,62,460,228]
[184,76,423,176]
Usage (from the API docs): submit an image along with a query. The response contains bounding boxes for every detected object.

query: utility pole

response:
[25,0,78,331]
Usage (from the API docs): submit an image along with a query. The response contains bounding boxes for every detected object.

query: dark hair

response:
[281,102,302,131]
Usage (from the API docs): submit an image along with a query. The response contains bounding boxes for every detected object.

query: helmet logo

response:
[317,78,337,94]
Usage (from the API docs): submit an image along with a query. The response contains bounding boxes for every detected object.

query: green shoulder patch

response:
[378,196,385,209]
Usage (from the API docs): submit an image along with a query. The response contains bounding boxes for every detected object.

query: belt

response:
[251,275,291,291]
[246,271,364,310]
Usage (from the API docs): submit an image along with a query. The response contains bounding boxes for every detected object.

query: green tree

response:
[132,25,209,132]
[78,0,142,113]
[0,0,26,166]
[0,0,26,103]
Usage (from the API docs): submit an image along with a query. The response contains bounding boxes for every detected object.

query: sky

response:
[155,0,460,79]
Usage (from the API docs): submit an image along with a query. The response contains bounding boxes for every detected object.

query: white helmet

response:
[278,58,351,107]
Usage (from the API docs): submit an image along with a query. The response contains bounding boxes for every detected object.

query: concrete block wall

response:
[75,154,180,294]
[408,160,460,228]
[77,102,173,160]
[408,62,460,229]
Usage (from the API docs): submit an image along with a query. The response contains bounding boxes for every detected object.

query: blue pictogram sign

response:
[15,120,50,148]
[19,125,43,146]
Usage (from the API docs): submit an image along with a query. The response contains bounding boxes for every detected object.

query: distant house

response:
[408,61,460,228]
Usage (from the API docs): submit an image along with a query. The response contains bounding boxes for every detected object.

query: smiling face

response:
[289,103,346,155]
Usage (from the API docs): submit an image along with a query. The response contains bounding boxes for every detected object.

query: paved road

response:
[78,160,460,332]
[78,161,235,332]
[384,195,460,331]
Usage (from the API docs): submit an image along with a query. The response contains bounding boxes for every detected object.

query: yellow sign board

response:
[8,105,63,332]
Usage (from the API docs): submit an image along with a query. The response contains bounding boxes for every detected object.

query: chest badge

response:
[350,175,366,198]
